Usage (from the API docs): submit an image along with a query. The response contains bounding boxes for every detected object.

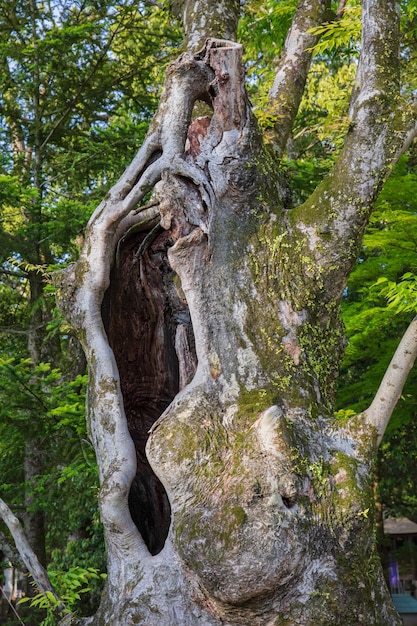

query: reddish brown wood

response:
[103,228,196,554]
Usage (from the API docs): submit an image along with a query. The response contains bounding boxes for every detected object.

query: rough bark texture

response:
[171,0,240,51]
[42,0,417,624]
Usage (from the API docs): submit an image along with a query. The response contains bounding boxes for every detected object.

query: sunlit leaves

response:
[338,155,417,410]
[335,153,417,519]
[19,566,107,625]
[238,0,297,129]
[308,4,361,57]
[374,273,417,314]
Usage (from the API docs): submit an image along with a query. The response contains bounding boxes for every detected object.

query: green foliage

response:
[0,1,415,618]
[308,4,361,57]
[0,357,105,616]
[0,4,179,617]
[0,2,180,617]
[239,0,297,64]
[238,0,297,129]
[0,0,180,269]
[335,152,417,522]
[19,566,106,625]
[373,273,417,314]
[377,418,417,519]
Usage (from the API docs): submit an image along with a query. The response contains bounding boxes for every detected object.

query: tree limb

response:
[268,0,331,159]
[336,0,348,18]
[363,316,417,445]
[0,498,63,609]
[0,268,27,278]
[286,0,408,303]
[349,0,399,118]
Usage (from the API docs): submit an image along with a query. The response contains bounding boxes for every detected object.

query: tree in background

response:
[1,0,417,625]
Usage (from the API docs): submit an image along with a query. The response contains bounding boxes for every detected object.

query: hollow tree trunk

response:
[52,39,401,626]
[51,0,417,623]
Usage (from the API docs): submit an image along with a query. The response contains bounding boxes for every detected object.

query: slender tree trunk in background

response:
[47,0,417,624]
[23,272,48,572]
[23,442,46,570]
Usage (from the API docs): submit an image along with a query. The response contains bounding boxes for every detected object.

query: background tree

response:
[2,1,417,625]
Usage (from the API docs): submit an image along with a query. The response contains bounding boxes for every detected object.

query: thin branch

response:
[0,585,26,626]
[0,499,64,610]
[4,363,49,411]
[363,316,417,445]
[0,327,28,335]
[336,0,348,18]
[0,268,28,278]
[144,0,164,7]
[114,203,161,250]
[132,200,160,215]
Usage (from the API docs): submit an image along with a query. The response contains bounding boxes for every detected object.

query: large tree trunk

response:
[47,1,417,624]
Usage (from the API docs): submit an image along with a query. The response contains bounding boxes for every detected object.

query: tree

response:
[3,0,417,624]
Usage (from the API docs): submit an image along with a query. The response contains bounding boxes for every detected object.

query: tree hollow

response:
[102,226,196,555]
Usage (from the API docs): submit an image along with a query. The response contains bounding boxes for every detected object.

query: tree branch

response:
[0,268,27,278]
[363,316,417,445]
[0,498,63,609]
[349,0,400,118]
[286,0,408,303]
[336,0,348,18]
[268,0,331,159]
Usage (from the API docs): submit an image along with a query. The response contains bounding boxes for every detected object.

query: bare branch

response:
[389,110,417,170]
[145,0,164,8]
[0,498,63,609]
[268,0,331,159]
[0,327,27,335]
[0,268,27,278]
[363,317,417,445]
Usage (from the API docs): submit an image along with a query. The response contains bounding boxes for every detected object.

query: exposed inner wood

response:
[103,227,196,555]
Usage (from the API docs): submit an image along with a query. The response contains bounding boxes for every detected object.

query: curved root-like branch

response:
[54,37,249,591]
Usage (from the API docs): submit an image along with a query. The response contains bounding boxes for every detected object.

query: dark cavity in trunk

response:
[102,225,196,555]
